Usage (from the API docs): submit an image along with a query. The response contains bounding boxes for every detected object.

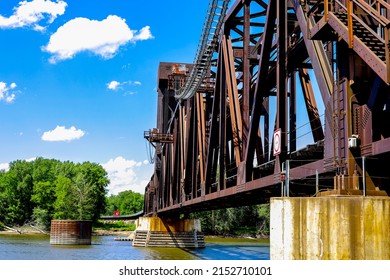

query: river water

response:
[0,234,270,260]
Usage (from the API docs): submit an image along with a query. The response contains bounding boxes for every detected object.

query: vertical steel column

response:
[204,49,223,195]
[179,104,186,202]
[219,59,226,191]
[298,69,325,142]
[185,98,196,201]
[222,36,242,164]
[245,0,276,178]
[289,72,297,152]
[264,97,270,162]
[196,93,205,184]
[242,0,251,159]
[277,0,288,159]
[347,0,354,48]
[286,160,290,197]
[191,98,198,200]
[281,161,285,196]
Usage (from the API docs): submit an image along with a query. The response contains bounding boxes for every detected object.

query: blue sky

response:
[0,0,209,195]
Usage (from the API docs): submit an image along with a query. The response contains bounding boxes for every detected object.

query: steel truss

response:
[144,0,390,217]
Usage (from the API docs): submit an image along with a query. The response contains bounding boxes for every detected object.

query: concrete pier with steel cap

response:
[270,196,390,259]
[133,217,205,248]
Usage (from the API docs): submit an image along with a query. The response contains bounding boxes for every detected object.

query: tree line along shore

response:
[0,158,270,237]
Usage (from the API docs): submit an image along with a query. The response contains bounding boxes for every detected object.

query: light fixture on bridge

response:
[348,134,360,149]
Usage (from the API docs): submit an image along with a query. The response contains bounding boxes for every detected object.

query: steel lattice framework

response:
[144,0,390,217]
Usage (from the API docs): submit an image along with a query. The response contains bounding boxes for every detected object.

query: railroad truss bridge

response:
[139,0,390,257]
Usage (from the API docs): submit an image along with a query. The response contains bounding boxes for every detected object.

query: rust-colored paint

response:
[50,220,92,245]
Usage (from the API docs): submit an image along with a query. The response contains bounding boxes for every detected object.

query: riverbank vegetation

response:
[0,158,109,230]
[191,204,270,237]
[93,220,136,231]
[0,158,270,237]
[104,190,144,216]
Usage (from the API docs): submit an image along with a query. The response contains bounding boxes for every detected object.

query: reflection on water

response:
[0,234,270,260]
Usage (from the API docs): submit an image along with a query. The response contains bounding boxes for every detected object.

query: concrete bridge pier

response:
[270,196,390,259]
[132,217,205,248]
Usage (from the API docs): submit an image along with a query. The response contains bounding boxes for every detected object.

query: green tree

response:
[256,203,270,236]
[53,175,76,220]
[32,158,59,183]
[0,171,9,223]
[105,190,144,215]
[31,181,56,215]
[53,163,109,222]
[74,162,109,221]
[0,160,34,225]
[32,207,51,230]
[0,158,110,226]
[191,204,270,236]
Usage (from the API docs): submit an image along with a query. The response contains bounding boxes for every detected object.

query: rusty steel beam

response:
[298,69,325,142]
[222,35,242,164]
[242,0,251,159]
[245,0,276,180]
[196,94,205,183]
[219,48,227,191]
[276,0,288,160]
[371,138,390,156]
[292,0,333,103]
[156,158,328,215]
[289,72,297,153]
[204,49,223,195]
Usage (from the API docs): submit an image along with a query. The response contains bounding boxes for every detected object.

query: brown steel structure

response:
[143,0,390,217]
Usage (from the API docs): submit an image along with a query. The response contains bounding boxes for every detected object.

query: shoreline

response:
[0,229,269,241]
[93,229,134,236]
[0,228,131,236]
[0,225,49,235]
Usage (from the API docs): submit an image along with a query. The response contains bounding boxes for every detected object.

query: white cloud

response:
[0,163,10,171]
[107,80,120,90]
[0,157,36,171]
[0,0,67,30]
[0,81,18,103]
[43,15,154,63]
[133,26,153,41]
[26,157,37,162]
[124,91,136,96]
[5,95,16,103]
[107,80,141,92]
[102,156,151,195]
[41,125,85,142]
